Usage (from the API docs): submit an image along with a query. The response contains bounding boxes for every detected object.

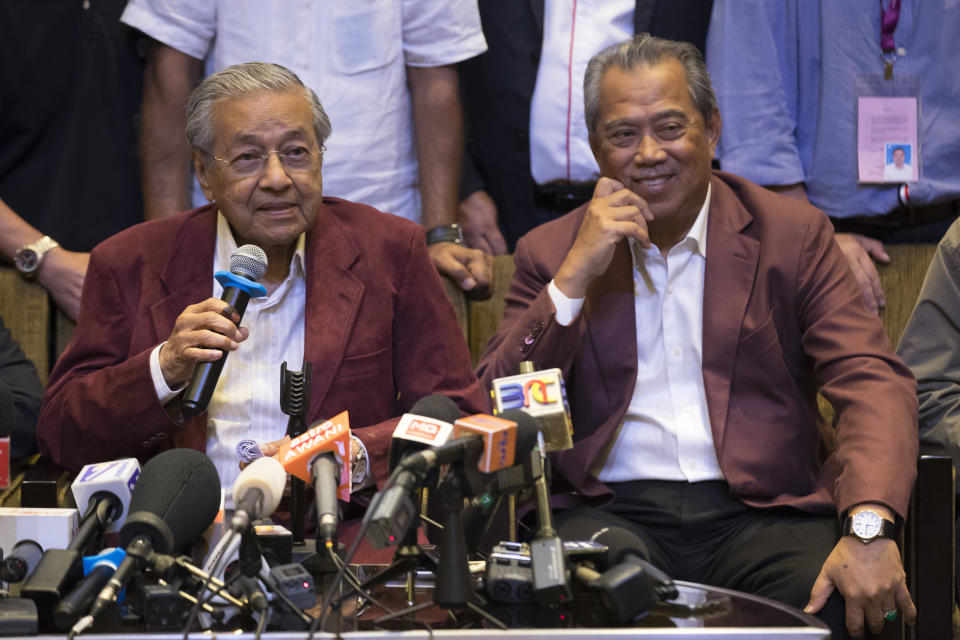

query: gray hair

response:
[583,34,717,134]
[186,62,332,155]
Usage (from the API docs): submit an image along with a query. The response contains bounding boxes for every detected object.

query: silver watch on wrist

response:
[842,509,897,544]
[14,235,59,279]
[350,435,369,487]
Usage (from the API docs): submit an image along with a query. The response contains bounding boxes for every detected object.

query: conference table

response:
[38,577,828,639]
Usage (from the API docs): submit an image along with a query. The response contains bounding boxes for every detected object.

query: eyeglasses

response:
[211,145,325,178]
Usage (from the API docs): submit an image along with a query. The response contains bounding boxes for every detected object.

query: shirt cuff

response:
[548,279,584,326]
[150,343,187,405]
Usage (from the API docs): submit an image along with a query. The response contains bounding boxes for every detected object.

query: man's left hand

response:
[428,241,493,299]
[804,537,916,637]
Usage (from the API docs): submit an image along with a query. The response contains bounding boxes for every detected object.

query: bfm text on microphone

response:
[182,245,269,418]
[75,449,221,635]
[277,411,351,548]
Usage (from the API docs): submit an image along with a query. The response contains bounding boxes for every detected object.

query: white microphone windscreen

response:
[232,456,287,519]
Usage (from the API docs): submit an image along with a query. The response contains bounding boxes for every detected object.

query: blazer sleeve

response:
[0,314,43,459]
[475,234,582,388]
[797,212,918,518]
[898,220,960,477]
[37,251,183,472]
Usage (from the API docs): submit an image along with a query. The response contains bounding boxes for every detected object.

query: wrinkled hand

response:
[428,241,493,299]
[159,298,249,388]
[554,177,653,299]
[37,248,89,321]
[458,190,508,255]
[804,537,916,637]
[835,233,890,314]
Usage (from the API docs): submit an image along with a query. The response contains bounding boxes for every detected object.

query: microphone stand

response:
[280,361,311,546]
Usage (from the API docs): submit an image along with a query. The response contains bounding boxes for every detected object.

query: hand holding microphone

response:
[160,245,268,416]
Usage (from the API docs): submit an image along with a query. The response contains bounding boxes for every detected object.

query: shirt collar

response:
[214,211,306,282]
[630,182,711,262]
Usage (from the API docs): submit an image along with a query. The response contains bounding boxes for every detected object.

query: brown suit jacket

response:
[477,172,918,518]
[38,198,487,482]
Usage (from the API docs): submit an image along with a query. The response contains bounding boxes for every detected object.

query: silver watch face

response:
[852,511,883,539]
[15,248,40,273]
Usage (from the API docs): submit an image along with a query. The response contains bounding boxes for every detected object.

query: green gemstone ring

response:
[884,610,899,622]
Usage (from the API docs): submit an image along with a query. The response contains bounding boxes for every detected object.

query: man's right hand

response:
[554,177,653,299]
[159,298,249,388]
[834,233,889,314]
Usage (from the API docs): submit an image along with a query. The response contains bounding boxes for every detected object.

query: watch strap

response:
[425,224,464,246]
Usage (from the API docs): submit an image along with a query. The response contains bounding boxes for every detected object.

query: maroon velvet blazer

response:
[477,172,918,519]
[38,198,487,483]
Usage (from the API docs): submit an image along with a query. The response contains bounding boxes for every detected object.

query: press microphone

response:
[491,362,573,452]
[19,457,137,627]
[231,456,287,532]
[0,539,43,583]
[53,548,126,631]
[182,245,269,418]
[388,395,459,472]
[75,449,221,635]
[366,411,537,549]
[277,411,351,548]
[70,458,142,548]
[528,425,570,604]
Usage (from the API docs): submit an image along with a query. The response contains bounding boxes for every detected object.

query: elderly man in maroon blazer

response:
[477,35,917,639]
[38,62,486,500]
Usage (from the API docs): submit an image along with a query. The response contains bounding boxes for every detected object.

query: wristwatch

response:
[842,509,897,544]
[14,235,59,279]
[350,435,369,487]
[425,223,464,246]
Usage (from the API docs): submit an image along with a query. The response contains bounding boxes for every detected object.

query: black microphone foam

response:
[119,449,221,554]
[496,409,541,460]
[555,517,649,569]
[408,394,461,424]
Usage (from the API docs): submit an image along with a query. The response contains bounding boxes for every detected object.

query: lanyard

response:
[880,0,901,78]
[881,0,901,53]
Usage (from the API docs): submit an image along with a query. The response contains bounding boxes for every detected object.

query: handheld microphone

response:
[182,245,269,418]
[491,363,573,452]
[231,456,287,532]
[75,449,221,635]
[277,411,351,547]
[0,539,43,583]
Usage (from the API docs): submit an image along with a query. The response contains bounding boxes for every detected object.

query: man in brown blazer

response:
[38,62,486,498]
[477,36,918,638]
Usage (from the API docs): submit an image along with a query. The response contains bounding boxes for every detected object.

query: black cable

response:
[181,529,236,639]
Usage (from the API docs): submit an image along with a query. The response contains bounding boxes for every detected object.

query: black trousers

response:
[555,480,848,638]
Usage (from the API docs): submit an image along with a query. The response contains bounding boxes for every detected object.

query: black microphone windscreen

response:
[408,394,461,424]
[120,449,221,553]
[496,409,540,459]
[556,517,649,570]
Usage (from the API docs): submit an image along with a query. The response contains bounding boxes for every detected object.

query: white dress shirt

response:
[121,0,487,223]
[150,213,306,493]
[529,0,634,184]
[548,186,724,482]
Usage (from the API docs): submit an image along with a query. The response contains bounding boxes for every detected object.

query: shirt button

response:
[896,46,906,56]
[672,346,682,357]
[667,285,674,294]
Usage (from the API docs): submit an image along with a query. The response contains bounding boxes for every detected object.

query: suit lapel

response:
[529,0,544,38]
[150,208,218,342]
[582,239,637,460]
[302,202,363,423]
[701,177,759,457]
